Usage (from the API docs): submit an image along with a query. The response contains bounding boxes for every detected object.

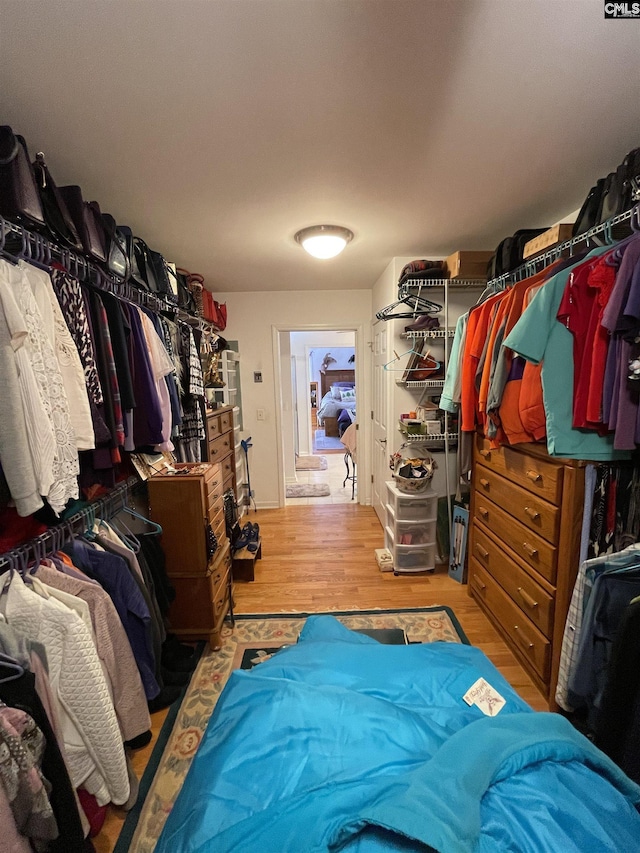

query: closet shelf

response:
[399,278,487,291]
[395,379,445,390]
[397,429,459,442]
[402,328,456,339]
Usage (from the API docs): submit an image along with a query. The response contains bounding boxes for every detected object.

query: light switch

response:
[256,409,265,421]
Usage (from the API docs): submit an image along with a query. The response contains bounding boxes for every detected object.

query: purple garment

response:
[64,540,160,701]
[125,304,164,448]
[600,238,640,449]
[601,236,640,332]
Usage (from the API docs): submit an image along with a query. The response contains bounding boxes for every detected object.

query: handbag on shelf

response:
[58,185,107,263]
[0,126,46,229]
[148,249,177,301]
[32,151,83,251]
[202,289,227,330]
[175,268,197,312]
[177,268,204,317]
[101,212,130,280]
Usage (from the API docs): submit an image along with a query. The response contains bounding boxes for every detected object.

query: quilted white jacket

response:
[1,574,130,805]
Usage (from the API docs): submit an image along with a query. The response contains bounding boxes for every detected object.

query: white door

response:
[372,322,389,525]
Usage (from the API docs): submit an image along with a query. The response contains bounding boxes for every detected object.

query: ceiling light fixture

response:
[294,225,354,259]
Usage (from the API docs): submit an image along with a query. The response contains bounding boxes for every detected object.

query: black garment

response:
[139,532,175,618]
[0,670,92,853]
[593,598,640,784]
[102,293,136,412]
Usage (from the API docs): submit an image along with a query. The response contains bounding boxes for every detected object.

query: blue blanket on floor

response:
[156,616,640,853]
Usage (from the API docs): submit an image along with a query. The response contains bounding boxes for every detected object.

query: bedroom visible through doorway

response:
[283,329,358,505]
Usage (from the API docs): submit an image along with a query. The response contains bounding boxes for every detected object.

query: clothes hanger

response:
[376,290,442,321]
[103,516,141,553]
[0,652,24,684]
[383,347,440,372]
[117,505,163,535]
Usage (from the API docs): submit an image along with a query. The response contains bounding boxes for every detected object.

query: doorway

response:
[272,324,368,508]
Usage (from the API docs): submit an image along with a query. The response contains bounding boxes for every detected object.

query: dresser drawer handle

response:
[523,506,540,521]
[522,542,538,558]
[526,470,542,483]
[475,544,489,560]
[517,587,539,609]
[472,576,486,592]
[479,449,491,459]
[479,477,490,489]
[478,506,489,520]
[513,625,535,650]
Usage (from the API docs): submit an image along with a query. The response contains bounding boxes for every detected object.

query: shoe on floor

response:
[148,685,182,713]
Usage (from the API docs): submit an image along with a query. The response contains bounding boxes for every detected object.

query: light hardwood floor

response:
[97,503,547,851]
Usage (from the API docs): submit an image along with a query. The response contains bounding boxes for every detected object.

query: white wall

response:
[214,289,372,508]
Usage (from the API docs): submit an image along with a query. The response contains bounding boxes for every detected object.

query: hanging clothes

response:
[0,662,89,853]
[0,260,79,513]
[0,573,130,806]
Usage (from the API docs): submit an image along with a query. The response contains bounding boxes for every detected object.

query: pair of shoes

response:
[233,521,260,553]
[404,314,440,333]
[245,522,260,553]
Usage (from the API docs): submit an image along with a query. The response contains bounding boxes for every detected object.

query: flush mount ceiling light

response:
[294,225,354,259]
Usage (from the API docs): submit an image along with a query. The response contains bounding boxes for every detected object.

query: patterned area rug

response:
[286,483,331,497]
[115,608,467,853]
[295,454,328,470]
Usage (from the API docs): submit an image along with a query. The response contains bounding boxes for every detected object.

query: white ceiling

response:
[1,1,639,293]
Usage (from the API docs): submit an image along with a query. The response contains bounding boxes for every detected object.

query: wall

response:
[213,289,372,508]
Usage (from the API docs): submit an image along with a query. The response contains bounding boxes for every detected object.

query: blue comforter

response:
[157,616,640,852]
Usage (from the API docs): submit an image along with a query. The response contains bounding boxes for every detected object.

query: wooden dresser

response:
[204,406,236,496]
[147,462,232,649]
[468,436,585,708]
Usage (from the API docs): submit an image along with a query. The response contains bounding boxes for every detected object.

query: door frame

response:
[271,323,369,508]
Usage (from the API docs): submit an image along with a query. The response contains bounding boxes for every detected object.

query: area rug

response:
[314,429,345,451]
[286,483,330,497]
[295,454,328,471]
[115,608,467,853]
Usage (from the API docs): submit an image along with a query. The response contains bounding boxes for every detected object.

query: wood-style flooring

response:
[97,503,547,851]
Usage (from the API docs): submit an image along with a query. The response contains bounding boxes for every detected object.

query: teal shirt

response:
[504,247,630,461]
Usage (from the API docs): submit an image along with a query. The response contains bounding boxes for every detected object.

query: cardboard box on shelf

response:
[444,251,493,281]
[523,223,574,259]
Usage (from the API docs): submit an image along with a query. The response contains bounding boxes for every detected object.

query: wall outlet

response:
[256,408,265,421]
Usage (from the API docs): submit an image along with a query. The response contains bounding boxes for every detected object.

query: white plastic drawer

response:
[394,518,436,547]
[385,481,438,521]
[392,542,436,572]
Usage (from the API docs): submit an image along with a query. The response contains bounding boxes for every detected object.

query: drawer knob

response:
[522,542,538,558]
[479,449,491,459]
[524,506,540,521]
[475,544,489,560]
[479,477,490,489]
[517,587,539,609]
[478,506,489,520]
[513,625,535,650]
[526,470,542,483]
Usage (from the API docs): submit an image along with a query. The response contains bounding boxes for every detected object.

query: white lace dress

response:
[6,261,79,513]
[23,262,95,451]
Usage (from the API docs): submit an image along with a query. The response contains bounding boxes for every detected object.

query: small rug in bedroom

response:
[295,454,328,471]
[114,607,468,853]
[314,429,344,451]
[286,483,330,497]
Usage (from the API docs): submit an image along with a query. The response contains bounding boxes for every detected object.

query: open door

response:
[371,322,389,525]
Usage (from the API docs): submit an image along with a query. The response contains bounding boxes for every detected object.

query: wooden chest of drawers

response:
[147,462,232,649]
[469,436,585,707]
[205,407,236,496]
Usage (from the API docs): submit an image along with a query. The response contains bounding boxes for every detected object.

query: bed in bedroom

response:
[317,370,356,437]
[156,615,640,853]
